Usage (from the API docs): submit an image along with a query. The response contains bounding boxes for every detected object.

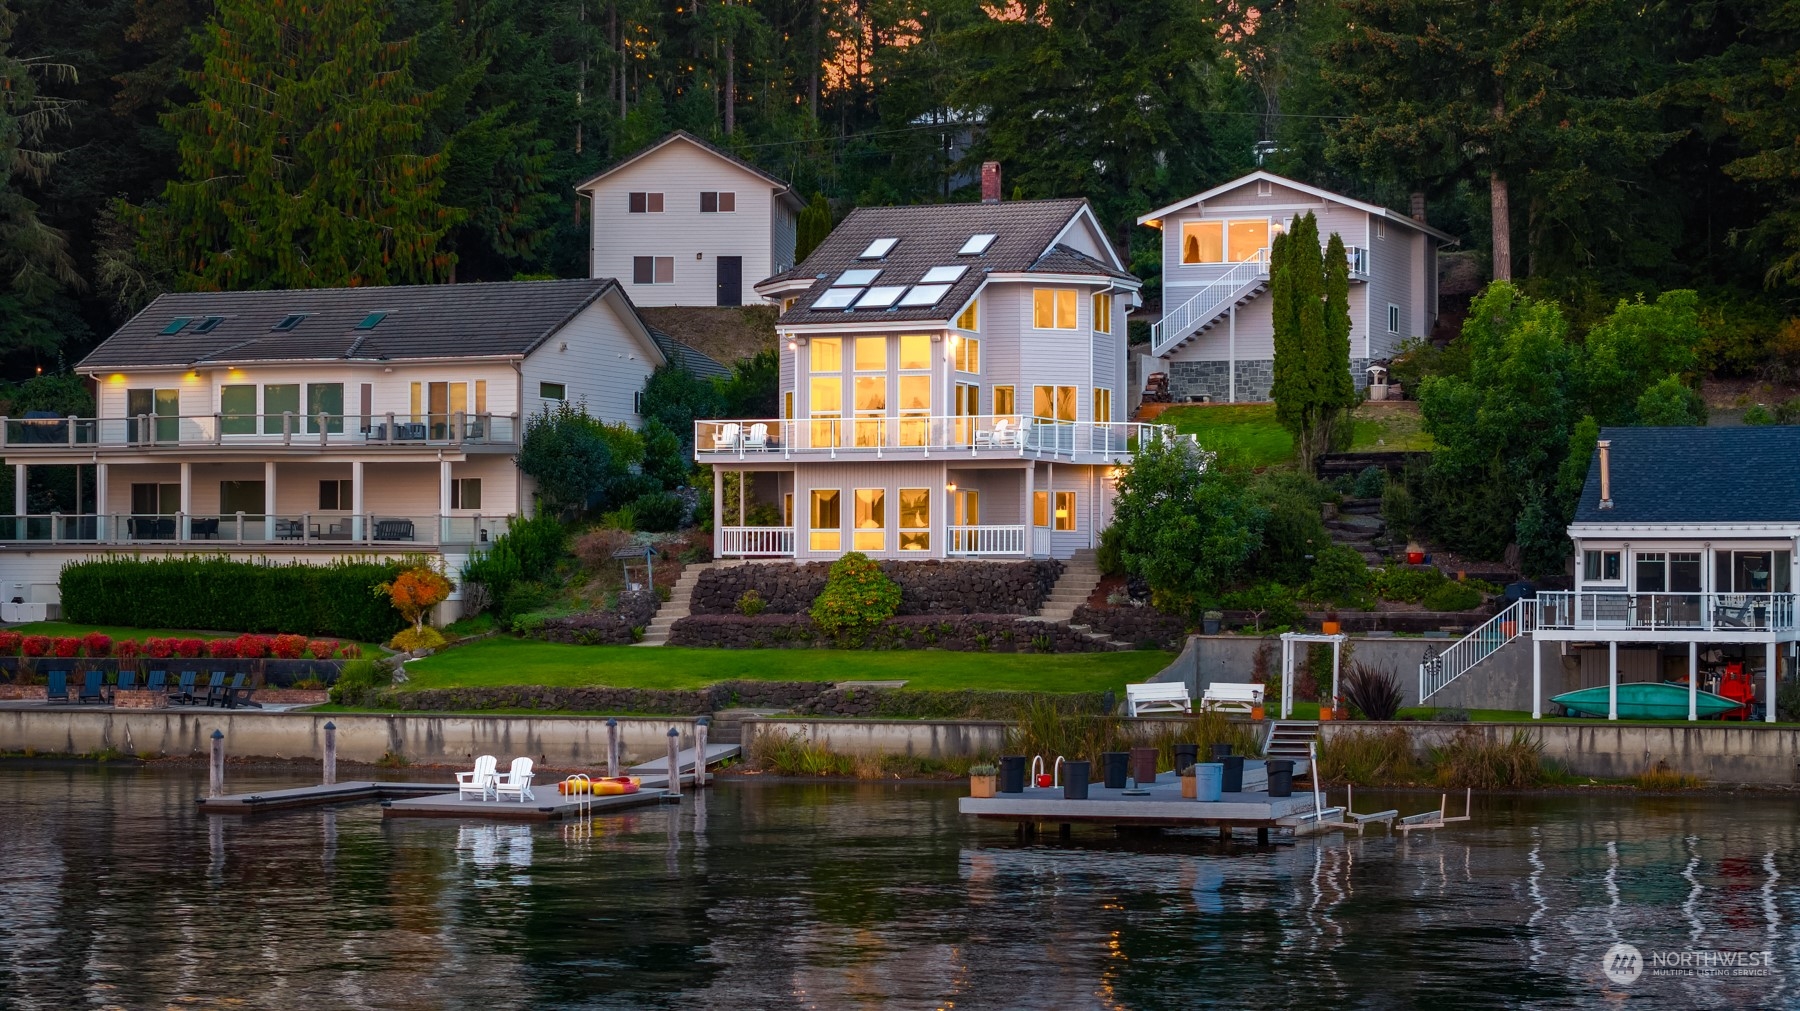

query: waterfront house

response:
[577,131,806,308]
[1421,426,1800,722]
[700,165,1163,561]
[1136,171,1456,403]
[0,278,718,619]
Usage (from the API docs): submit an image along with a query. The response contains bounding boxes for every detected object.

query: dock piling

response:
[606,718,619,779]
[695,718,710,788]
[209,729,225,798]
[664,727,680,800]
[322,721,337,786]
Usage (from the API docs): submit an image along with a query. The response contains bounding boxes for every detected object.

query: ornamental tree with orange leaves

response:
[376,566,454,634]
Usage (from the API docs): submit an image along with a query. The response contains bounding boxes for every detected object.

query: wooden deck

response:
[958,760,1332,832]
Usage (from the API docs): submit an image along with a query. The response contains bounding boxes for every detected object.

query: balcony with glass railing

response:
[0,512,515,548]
[0,412,520,453]
[695,415,1174,462]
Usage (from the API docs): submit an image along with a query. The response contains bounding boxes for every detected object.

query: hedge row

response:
[60,556,407,642]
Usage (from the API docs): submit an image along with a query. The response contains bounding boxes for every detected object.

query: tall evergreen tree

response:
[1270,212,1333,469]
[1319,230,1356,450]
[0,0,80,357]
[143,0,456,290]
[795,192,832,262]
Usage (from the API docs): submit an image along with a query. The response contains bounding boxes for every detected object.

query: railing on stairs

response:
[1418,599,1535,703]
[1150,248,1270,356]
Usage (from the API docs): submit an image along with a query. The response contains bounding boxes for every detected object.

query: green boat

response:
[1552,682,1743,720]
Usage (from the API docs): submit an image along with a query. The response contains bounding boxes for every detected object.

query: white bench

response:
[1200,682,1264,714]
[1125,682,1191,717]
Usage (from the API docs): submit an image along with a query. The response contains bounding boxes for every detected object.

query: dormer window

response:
[272,313,310,332]
[859,237,899,259]
[958,234,996,255]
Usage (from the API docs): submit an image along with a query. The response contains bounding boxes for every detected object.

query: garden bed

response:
[688,558,1061,616]
[667,613,1117,652]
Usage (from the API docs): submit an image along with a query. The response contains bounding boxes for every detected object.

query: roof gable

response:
[574,131,802,210]
[1574,426,1800,526]
[1137,171,1457,243]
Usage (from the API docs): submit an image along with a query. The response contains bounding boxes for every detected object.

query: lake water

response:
[0,765,1794,1009]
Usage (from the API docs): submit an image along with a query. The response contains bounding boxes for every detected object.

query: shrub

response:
[1306,545,1371,606]
[234,634,271,659]
[389,626,447,653]
[21,635,50,657]
[461,515,567,612]
[327,658,389,705]
[307,639,340,660]
[809,552,902,639]
[1317,728,1423,785]
[1744,403,1775,426]
[115,639,142,661]
[339,643,362,659]
[1380,481,1413,540]
[1342,662,1404,720]
[1371,565,1446,603]
[736,589,767,616]
[630,490,687,532]
[1431,729,1547,788]
[145,637,173,659]
[59,556,406,641]
[81,632,113,657]
[175,638,204,659]
[0,631,17,655]
[1422,580,1484,611]
[1219,582,1306,631]
[1777,680,1800,722]
[1351,465,1386,498]
[270,634,308,659]
[51,637,79,658]
[206,639,238,659]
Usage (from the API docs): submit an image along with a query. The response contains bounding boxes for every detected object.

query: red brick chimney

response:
[1410,192,1427,223]
[981,161,1002,203]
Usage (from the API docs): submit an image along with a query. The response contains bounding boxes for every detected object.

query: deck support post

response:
[13,462,25,519]
[695,717,710,788]
[209,729,225,798]
[1531,638,1542,719]
[1688,642,1698,722]
[1607,640,1618,721]
[322,721,337,785]
[665,727,680,798]
[606,718,620,779]
[1256,826,1269,846]
[1766,641,1777,723]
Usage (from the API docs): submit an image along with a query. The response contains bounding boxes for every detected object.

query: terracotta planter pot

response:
[1501,621,1518,637]
[970,775,997,799]
[1321,621,1341,635]
[1180,775,1197,799]
[1251,704,1265,720]
[1407,551,1425,565]
[1318,706,1334,722]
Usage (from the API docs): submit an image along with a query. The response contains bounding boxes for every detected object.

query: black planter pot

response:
[1220,755,1245,793]
[1266,759,1294,798]
[999,755,1028,794]
[1173,743,1199,774]
[1062,760,1091,800]
[1210,743,1233,761]
[1101,751,1129,790]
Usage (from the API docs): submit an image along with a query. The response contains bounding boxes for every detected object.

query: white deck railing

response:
[1151,249,1270,356]
[695,416,1172,460]
[717,526,795,557]
[1419,599,1534,702]
[0,512,514,547]
[0,412,519,451]
[1533,591,1798,633]
[946,525,1027,556]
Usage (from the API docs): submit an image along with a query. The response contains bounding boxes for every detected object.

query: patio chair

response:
[492,756,535,803]
[44,669,69,704]
[144,670,167,694]
[711,422,740,450]
[198,671,228,707]
[168,671,198,705]
[457,755,498,801]
[990,419,1024,449]
[116,669,139,693]
[744,422,769,450]
[223,672,261,709]
[76,670,107,705]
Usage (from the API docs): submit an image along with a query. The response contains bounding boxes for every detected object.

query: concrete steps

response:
[1034,549,1101,623]
[635,562,710,646]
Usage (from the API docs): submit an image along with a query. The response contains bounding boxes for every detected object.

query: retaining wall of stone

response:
[690,559,1062,616]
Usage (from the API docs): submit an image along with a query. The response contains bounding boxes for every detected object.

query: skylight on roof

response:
[160,317,194,335]
[897,284,952,307]
[193,316,226,334]
[356,311,389,330]
[835,268,881,287]
[812,288,861,309]
[272,313,310,332]
[920,265,967,284]
[853,285,907,309]
[958,234,997,255]
[859,237,899,259]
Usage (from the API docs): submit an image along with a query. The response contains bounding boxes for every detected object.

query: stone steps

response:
[635,562,710,646]
[1035,550,1102,623]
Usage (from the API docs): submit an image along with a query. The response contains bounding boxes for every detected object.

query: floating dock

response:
[957,759,1337,837]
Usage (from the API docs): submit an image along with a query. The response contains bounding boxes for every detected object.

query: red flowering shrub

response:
[175,638,204,658]
[51,637,80,658]
[20,635,50,657]
[115,639,142,660]
[306,640,339,660]
[206,639,238,659]
[233,634,271,659]
[146,637,174,658]
[81,632,113,657]
[0,631,20,654]
[270,634,308,659]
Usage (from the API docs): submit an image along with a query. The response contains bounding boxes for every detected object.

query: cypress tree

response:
[147,0,455,290]
[1268,217,1302,437]
[795,193,833,263]
[1321,230,1357,452]
[1271,212,1355,469]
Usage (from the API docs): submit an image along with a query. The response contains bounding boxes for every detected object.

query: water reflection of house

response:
[1425,426,1800,721]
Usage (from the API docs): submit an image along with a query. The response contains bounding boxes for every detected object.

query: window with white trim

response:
[1387,304,1400,335]
[1032,288,1077,329]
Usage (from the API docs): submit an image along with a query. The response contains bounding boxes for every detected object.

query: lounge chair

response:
[199,671,228,707]
[457,755,498,801]
[744,422,769,450]
[223,672,261,709]
[711,422,740,450]
[144,670,166,694]
[117,669,139,693]
[44,669,69,704]
[76,670,107,705]
[169,671,198,705]
[492,756,535,802]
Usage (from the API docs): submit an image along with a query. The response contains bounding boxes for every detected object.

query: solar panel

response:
[852,285,907,309]
[920,265,967,284]
[812,288,861,309]
[958,234,996,255]
[859,237,899,259]
[897,284,952,307]
[835,268,881,287]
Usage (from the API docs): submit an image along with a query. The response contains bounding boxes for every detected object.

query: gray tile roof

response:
[77,278,718,371]
[770,198,1126,326]
[1574,426,1800,525]
[1030,243,1138,282]
[646,326,731,380]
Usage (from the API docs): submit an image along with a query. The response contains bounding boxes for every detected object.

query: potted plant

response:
[1406,541,1425,565]
[1203,610,1223,635]
[1321,609,1341,636]
[1317,699,1334,722]
[969,764,998,798]
[1179,765,1197,799]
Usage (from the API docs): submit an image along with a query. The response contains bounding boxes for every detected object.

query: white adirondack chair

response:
[492,756,535,802]
[992,419,1024,448]
[744,422,769,449]
[712,422,740,450]
[456,755,497,801]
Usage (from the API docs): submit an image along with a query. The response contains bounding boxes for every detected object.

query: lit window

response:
[898,335,932,370]
[860,237,898,259]
[810,490,841,551]
[810,338,842,372]
[1093,293,1113,334]
[954,337,980,374]
[1033,385,1077,423]
[854,489,885,551]
[959,234,996,255]
[1032,289,1077,329]
[1093,388,1112,423]
[1181,221,1224,264]
[956,299,979,331]
[1227,219,1270,262]
[993,385,1015,418]
[1033,490,1049,527]
[854,337,886,371]
[1054,491,1075,531]
[899,488,930,550]
[920,265,967,284]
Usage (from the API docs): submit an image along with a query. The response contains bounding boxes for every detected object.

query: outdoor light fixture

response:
[946,482,958,493]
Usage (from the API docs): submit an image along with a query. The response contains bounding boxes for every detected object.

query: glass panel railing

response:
[1,413,521,449]
[693,416,1176,458]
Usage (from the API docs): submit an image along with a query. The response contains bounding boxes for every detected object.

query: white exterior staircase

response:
[1264,721,1319,760]
[1150,252,1271,357]
[635,562,714,646]
[1417,599,1535,701]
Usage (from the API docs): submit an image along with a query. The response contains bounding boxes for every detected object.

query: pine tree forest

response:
[1,0,1798,379]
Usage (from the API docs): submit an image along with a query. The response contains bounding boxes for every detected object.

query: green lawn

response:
[1159,402,1433,468]
[400,638,1176,694]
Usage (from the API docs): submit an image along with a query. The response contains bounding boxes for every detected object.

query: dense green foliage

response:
[809,551,901,639]
[1270,214,1356,468]
[60,556,406,641]
[460,514,567,607]
[518,402,616,518]
[1108,438,1267,612]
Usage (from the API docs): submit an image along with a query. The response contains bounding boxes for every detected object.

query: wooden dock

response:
[197,781,447,814]
[957,759,1335,835]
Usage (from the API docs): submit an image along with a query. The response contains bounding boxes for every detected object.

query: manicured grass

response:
[1158,401,1434,469]
[401,638,1176,694]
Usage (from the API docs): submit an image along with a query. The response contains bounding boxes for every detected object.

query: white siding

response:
[790,460,949,561]
[771,201,798,275]
[518,290,662,425]
[587,140,788,307]
[1366,215,1414,360]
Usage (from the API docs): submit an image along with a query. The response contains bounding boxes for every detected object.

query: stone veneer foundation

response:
[1166,358,1371,403]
